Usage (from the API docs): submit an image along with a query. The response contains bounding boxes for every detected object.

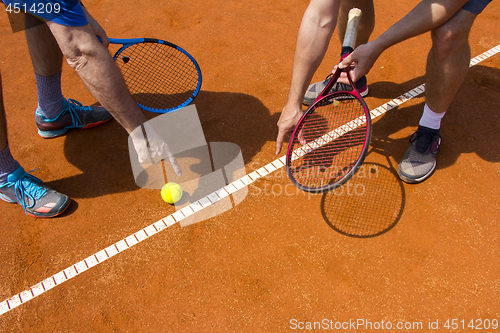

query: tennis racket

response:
[286,8,371,193]
[107,38,202,113]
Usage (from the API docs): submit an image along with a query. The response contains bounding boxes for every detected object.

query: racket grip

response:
[343,8,362,49]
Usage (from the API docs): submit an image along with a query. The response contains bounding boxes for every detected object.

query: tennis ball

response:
[161,182,183,204]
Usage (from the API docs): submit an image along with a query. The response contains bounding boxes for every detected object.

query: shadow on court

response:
[320,64,500,237]
[321,162,406,238]
[45,90,280,199]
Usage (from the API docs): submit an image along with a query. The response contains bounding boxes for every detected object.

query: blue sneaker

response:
[35,98,112,138]
[0,167,70,217]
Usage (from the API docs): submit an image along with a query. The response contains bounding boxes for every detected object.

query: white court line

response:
[1,44,499,317]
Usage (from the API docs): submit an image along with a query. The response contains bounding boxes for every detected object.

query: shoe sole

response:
[0,192,15,203]
[38,118,112,139]
[397,163,436,184]
[303,86,369,106]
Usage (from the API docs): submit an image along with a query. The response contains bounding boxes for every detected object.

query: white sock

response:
[419,104,446,130]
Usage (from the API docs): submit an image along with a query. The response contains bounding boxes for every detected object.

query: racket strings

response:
[289,96,368,190]
[116,43,199,110]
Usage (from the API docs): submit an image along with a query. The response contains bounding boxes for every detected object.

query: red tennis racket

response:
[286,8,371,193]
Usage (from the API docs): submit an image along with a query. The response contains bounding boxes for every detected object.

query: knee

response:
[431,22,470,60]
[65,54,90,72]
[304,0,338,28]
[46,24,104,73]
[62,39,101,72]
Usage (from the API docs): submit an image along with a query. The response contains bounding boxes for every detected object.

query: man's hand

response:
[130,123,182,177]
[338,42,382,82]
[276,104,304,155]
[82,7,110,47]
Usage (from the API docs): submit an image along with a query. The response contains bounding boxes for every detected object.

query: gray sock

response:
[0,145,21,184]
[35,71,64,119]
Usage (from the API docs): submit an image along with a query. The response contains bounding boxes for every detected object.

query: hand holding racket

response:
[286,8,371,193]
[337,42,380,84]
[106,38,202,113]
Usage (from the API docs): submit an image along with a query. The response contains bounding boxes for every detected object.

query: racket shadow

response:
[132,92,197,113]
[320,162,405,238]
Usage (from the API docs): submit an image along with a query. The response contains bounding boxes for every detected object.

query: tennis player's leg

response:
[45,21,181,173]
[398,9,477,183]
[22,4,179,170]
[45,21,145,132]
[24,13,112,138]
[303,0,373,105]
[0,73,6,153]
[0,71,70,217]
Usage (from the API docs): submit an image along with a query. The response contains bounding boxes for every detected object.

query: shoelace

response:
[66,99,93,126]
[410,129,441,155]
[1,169,47,212]
[320,74,349,93]
[321,73,359,92]
[323,73,334,83]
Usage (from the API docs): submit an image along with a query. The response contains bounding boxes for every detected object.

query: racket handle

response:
[342,8,362,49]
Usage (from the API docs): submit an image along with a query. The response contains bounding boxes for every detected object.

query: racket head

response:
[286,69,371,193]
[112,38,202,113]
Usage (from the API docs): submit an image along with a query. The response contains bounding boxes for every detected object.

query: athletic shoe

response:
[0,166,70,217]
[303,74,369,106]
[36,98,112,138]
[398,126,442,184]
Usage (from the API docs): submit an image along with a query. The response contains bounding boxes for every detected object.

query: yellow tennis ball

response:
[161,182,183,204]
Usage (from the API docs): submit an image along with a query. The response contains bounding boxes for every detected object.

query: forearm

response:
[287,4,338,106]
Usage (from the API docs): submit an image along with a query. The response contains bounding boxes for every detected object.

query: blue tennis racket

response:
[108,38,202,113]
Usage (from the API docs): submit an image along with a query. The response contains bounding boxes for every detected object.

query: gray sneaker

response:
[36,98,112,139]
[398,126,442,183]
[303,74,368,106]
[0,166,71,217]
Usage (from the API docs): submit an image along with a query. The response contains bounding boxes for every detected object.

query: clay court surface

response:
[1,0,500,331]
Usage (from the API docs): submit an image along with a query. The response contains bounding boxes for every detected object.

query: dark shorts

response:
[462,0,492,14]
[2,0,88,26]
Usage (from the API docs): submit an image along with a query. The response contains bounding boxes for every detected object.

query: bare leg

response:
[25,15,63,77]
[398,9,477,184]
[337,0,374,46]
[0,71,22,183]
[425,9,476,114]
